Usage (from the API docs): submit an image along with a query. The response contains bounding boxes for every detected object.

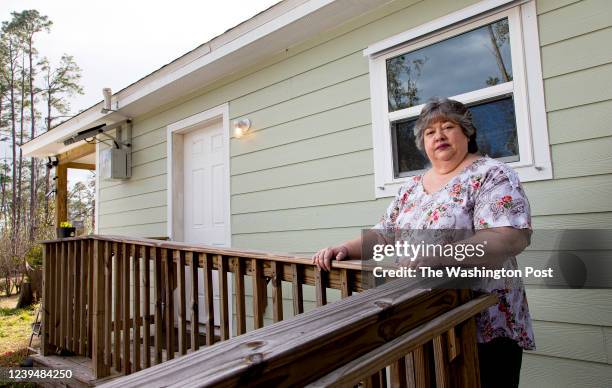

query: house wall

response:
[97,0,612,385]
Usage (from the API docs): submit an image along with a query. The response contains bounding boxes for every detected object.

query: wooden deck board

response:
[31,353,119,387]
[29,325,221,386]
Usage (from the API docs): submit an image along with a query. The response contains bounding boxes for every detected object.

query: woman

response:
[312,98,534,388]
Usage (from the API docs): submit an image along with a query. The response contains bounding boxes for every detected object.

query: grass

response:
[0,294,43,388]
[0,294,39,368]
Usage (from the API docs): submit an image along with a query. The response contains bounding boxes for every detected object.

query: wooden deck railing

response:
[41,235,496,387]
[40,235,365,379]
[100,277,497,387]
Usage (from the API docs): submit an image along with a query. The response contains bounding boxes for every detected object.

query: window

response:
[366,0,551,198]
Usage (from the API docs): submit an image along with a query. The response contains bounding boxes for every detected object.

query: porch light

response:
[233,118,251,138]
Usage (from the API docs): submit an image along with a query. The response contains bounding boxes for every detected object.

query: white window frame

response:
[365,0,552,198]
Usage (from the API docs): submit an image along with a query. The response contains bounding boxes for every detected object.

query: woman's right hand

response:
[312,245,349,272]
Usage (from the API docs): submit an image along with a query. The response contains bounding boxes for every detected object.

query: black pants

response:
[478,337,523,388]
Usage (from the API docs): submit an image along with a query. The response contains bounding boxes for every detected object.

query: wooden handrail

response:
[99,280,496,387]
[308,293,497,387]
[40,234,362,269]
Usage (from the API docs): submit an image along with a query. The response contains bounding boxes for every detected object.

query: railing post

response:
[93,239,110,378]
[41,243,50,356]
[455,290,481,388]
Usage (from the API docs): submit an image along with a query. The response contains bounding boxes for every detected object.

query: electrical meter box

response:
[100,147,131,180]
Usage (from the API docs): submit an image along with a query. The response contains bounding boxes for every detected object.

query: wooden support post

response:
[59,242,67,349]
[54,243,61,347]
[203,253,215,345]
[93,240,110,377]
[47,243,56,353]
[364,370,387,388]
[153,248,163,365]
[41,244,50,355]
[78,240,87,355]
[456,291,481,388]
[55,165,67,227]
[252,259,264,329]
[340,268,351,299]
[315,267,327,307]
[103,241,112,366]
[176,250,187,355]
[291,264,303,315]
[122,243,130,374]
[413,344,431,388]
[72,241,79,350]
[132,244,141,371]
[271,261,283,323]
[88,240,94,357]
[66,241,76,352]
[218,255,229,340]
[234,258,246,336]
[113,243,121,370]
[390,357,408,388]
[188,252,199,351]
[163,249,175,360]
[143,246,151,368]
[405,353,417,388]
[446,328,460,362]
[43,243,58,356]
[433,335,450,388]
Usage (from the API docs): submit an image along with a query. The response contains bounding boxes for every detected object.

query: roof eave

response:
[23,0,389,158]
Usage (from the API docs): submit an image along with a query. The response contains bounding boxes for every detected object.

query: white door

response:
[182,120,230,330]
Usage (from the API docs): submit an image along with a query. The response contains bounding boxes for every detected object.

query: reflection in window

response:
[386,18,512,112]
[392,96,519,177]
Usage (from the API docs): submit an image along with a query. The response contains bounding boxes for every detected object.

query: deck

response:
[36,234,495,387]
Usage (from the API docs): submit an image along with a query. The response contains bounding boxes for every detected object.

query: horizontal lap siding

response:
[97,125,167,237]
[96,0,611,384]
[521,354,612,387]
[518,0,612,385]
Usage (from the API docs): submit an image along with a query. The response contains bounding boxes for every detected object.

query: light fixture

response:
[46,156,59,169]
[233,118,251,138]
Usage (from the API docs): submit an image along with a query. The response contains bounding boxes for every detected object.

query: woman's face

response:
[423,119,469,164]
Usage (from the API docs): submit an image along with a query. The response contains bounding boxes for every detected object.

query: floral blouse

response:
[373,156,535,350]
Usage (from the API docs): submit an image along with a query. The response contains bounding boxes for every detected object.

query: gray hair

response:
[413,97,478,153]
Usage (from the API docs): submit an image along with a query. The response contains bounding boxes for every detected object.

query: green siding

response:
[231,124,372,177]
[96,0,612,385]
[544,62,612,112]
[231,99,371,157]
[232,200,383,234]
[551,137,612,179]
[531,212,612,229]
[521,354,612,387]
[530,321,608,363]
[232,148,373,194]
[547,99,612,144]
[541,26,612,78]
[538,0,612,46]
[526,1,612,383]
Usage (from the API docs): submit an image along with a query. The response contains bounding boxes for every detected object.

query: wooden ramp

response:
[31,353,120,387]
[30,341,200,387]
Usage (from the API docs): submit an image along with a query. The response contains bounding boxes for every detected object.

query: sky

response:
[1,0,280,113]
[1,0,280,188]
